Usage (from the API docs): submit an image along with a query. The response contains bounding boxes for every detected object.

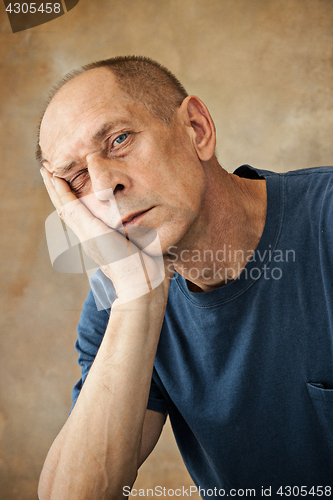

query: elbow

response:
[37,464,138,500]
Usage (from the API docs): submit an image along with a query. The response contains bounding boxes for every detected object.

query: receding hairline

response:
[36,70,130,165]
[49,55,187,106]
[37,55,188,165]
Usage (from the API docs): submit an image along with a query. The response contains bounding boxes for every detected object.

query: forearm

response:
[38,284,168,500]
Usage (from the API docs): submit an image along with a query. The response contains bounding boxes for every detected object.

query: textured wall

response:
[0,1,333,498]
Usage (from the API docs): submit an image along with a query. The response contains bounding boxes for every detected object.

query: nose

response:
[87,154,128,201]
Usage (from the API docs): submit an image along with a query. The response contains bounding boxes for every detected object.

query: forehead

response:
[39,68,147,164]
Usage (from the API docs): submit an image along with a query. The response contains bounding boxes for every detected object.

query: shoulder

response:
[251,165,333,215]
[237,164,333,183]
[283,165,333,178]
[278,167,333,261]
[282,166,333,193]
[282,167,333,214]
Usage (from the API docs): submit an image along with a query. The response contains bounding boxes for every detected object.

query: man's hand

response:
[39,167,174,500]
[41,167,167,304]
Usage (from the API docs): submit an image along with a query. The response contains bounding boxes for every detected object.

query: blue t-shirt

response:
[72,166,333,497]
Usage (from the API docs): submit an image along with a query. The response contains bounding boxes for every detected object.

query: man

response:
[37,56,333,499]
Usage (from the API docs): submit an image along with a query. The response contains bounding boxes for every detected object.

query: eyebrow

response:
[92,121,119,141]
[55,161,79,176]
[37,147,77,177]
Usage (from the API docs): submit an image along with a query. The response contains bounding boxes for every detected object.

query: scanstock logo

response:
[3,0,80,33]
[45,192,165,309]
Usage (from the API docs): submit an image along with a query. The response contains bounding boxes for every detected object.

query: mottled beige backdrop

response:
[0,1,333,499]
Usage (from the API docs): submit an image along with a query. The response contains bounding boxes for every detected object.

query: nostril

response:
[114,184,125,194]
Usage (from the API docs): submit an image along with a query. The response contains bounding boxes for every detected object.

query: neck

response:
[167,162,267,292]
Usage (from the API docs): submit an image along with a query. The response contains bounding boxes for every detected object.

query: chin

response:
[122,213,193,257]
[119,225,162,257]
[156,223,190,256]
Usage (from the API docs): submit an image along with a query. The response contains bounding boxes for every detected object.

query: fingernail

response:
[51,176,55,186]
[40,167,45,179]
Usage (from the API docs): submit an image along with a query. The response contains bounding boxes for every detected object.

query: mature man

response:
[38,56,333,499]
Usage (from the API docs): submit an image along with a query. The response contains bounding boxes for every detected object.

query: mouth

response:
[117,208,154,229]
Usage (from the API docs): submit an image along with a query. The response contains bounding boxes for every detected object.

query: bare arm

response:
[38,286,169,500]
[38,169,171,499]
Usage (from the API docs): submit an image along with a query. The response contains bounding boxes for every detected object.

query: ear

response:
[178,95,216,162]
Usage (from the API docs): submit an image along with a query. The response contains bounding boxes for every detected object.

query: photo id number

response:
[6,3,61,14]
[276,486,331,496]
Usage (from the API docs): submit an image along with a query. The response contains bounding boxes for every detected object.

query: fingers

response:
[40,167,99,239]
[40,166,128,249]
[40,166,166,300]
[53,175,81,208]
[41,167,81,213]
[40,167,63,210]
[52,176,95,237]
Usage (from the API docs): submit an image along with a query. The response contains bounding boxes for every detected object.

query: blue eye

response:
[114,133,128,145]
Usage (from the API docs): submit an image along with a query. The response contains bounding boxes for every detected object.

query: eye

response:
[113,133,128,146]
[67,169,90,196]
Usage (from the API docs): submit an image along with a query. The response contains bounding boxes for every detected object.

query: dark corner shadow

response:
[3,0,80,33]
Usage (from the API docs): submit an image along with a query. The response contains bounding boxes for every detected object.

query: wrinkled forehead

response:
[39,68,133,155]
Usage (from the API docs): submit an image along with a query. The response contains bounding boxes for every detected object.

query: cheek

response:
[163,162,206,213]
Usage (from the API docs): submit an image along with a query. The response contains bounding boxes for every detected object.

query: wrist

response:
[115,283,168,309]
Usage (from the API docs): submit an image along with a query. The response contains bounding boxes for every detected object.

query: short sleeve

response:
[147,370,168,416]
